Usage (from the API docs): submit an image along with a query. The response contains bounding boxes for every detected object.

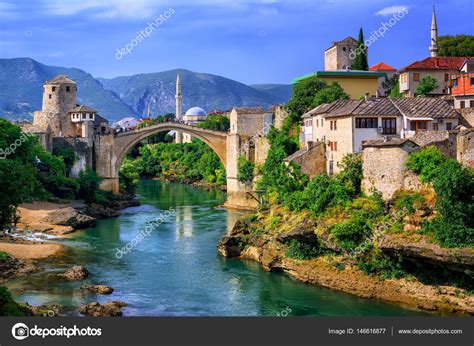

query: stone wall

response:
[412,130,458,159]
[458,108,474,127]
[285,142,326,177]
[52,137,93,178]
[457,129,474,168]
[362,142,420,200]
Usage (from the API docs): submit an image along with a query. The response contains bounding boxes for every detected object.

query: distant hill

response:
[0,58,289,123]
[0,58,135,122]
[98,69,285,117]
[250,84,293,104]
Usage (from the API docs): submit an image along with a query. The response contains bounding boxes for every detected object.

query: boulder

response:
[42,208,96,229]
[62,266,89,281]
[79,301,127,317]
[80,284,114,295]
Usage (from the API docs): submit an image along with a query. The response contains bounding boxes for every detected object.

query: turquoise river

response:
[7,180,429,316]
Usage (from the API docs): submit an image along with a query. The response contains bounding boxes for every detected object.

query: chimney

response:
[375,90,380,98]
[364,92,370,101]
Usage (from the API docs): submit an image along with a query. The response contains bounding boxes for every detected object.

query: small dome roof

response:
[185,107,207,116]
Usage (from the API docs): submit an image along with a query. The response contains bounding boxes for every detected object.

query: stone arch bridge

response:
[94,122,255,209]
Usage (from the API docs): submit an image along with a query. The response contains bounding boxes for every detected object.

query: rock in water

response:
[79,301,127,317]
[42,208,96,229]
[62,266,89,281]
[81,285,114,295]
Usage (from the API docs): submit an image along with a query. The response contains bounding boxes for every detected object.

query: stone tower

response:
[33,75,77,137]
[324,36,358,71]
[429,5,438,57]
[175,73,183,143]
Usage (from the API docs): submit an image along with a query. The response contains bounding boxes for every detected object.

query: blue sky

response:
[0,0,473,84]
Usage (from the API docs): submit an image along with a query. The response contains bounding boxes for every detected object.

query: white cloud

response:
[375,5,409,16]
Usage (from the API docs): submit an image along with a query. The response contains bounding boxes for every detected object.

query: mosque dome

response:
[185,107,207,117]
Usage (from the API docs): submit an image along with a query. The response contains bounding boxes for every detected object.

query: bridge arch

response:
[95,123,228,193]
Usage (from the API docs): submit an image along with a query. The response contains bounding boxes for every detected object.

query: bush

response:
[285,239,320,260]
[0,251,10,262]
[78,168,102,204]
[406,146,474,248]
[119,158,140,194]
[339,153,362,195]
[357,252,405,280]
[392,192,425,214]
[237,156,255,183]
[331,212,372,250]
[0,286,25,316]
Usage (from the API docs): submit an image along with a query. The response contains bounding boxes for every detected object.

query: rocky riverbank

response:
[218,209,474,315]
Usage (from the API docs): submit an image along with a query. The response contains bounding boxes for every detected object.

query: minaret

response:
[429,5,438,57]
[175,73,183,143]
[147,103,152,118]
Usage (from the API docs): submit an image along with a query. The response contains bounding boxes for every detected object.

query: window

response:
[316,119,319,127]
[413,73,420,82]
[330,121,333,130]
[329,141,338,151]
[52,86,56,92]
[66,86,70,92]
[48,94,51,99]
[460,101,465,109]
[433,123,438,131]
[382,118,397,134]
[82,113,86,119]
[453,79,458,87]
[355,117,378,128]
[334,120,337,130]
[330,120,337,130]
[400,74,407,83]
[343,47,346,51]
[89,114,94,119]
[470,100,474,108]
[446,122,452,130]
[410,120,428,131]
[321,119,324,127]
[444,73,449,82]
[471,77,474,86]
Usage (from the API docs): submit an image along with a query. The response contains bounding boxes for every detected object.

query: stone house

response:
[398,56,473,97]
[361,138,421,200]
[451,59,474,109]
[302,97,459,175]
[324,36,357,71]
[369,62,397,97]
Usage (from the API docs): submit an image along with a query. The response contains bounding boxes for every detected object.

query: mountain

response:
[0,58,290,123]
[250,84,293,104]
[0,58,135,122]
[98,69,285,117]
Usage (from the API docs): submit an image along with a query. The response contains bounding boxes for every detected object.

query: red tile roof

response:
[369,62,397,71]
[400,57,473,71]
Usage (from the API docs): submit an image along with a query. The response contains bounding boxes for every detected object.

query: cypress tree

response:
[352,27,368,71]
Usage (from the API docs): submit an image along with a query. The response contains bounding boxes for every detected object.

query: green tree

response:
[286,77,327,124]
[416,76,439,96]
[237,156,255,183]
[438,35,474,56]
[78,168,102,204]
[311,82,349,108]
[119,159,140,194]
[382,74,399,95]
[389,80,403,97]
[352,27,368,71]
[198,115,230,131]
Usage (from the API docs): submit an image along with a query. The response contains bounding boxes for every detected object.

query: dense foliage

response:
[285,77,349,130]
[285,239,321,260]
[0,286,25,316]
[78,168,102,204]
[406,146,474,247]
[438,35,474,56]
[198,114,230,131]
[122,140,226,186]
[237,156,255,183]
[382,74,399,95]
[415,76,439,96]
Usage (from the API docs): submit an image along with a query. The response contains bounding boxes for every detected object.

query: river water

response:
[7,180,428,316]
